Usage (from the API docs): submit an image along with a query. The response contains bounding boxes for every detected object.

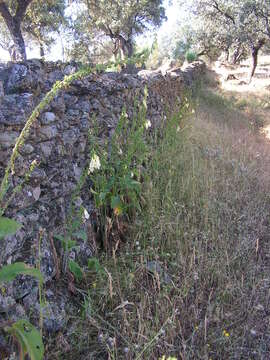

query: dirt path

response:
[191,67,270,358]
[212,55,270,136]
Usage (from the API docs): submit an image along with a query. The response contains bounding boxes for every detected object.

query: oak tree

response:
[75,0,166,71]
[0,0,33,60]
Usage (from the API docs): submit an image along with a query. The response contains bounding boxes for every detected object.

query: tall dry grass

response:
[47,76,270,360]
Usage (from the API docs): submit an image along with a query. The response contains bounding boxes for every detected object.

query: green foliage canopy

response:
[0,0,70,60]
[72,0,166,67]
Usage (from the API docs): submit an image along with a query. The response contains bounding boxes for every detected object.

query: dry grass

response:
[214,54,270,94]
[47,72,270,360]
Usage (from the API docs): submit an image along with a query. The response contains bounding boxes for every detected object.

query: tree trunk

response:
[249,39,265,83]
[112,38,120,62]
[126,39,135,73]
[0,1,33,61]
[250,48,258,81]
[225,48,230,62]
[40,43,45,59]
[232,45,241,64]
[118,36,127,60]
[7,19,26,61]
[118,36,135,73]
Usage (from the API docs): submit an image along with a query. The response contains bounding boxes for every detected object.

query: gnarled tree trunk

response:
[40,43,45,59]
[118,35,135,73]
[249,39,265,83]
[0,1,33,61]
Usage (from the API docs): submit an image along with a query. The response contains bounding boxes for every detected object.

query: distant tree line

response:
[174,0,270,80]
[0,0,166,72]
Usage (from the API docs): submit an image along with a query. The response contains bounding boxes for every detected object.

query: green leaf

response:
[123,177,141,191]
[68,260,84,281]
[55,235,77,251]
[0,217,22,239]
[99,192,107,202]
[111,196,124,215]
[74,231,87,241]
[6,320,44,360]
[110,196,122,210]
[88,258,105,275]
[0,262,43,283]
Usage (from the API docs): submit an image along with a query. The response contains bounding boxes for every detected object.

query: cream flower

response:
[145,120,151,129]
[88,154,101,173]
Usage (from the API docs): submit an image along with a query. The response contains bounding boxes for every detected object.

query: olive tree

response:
[22,0,67,58]
[188,0,269,80]
[73,0,166,71]
[0,0,70,61]
[0,0,33,60]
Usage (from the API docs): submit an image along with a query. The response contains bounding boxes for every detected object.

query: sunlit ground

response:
[212,55,270,140]
[213,55,270,94]
[263,124,270,140]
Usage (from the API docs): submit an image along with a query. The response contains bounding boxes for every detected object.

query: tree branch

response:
[15,0,33,22]
[211,0,235,25]
[0,1,13,25]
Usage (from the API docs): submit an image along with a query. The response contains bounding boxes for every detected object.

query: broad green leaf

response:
[0,262,43,283]
[111,196,124,215]
[68,260,84,281]
[71,218,81,232]
[111,196,122,209]
[6,320,44,360]
[0,217,22,239]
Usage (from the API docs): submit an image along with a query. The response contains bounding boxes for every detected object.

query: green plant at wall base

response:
[54,234,78,252]
[68,259,84,281]
[88,88,150,244]
[0,216,22,239]
[185,51,197,63]
[88,257,105,275]
[5,320,44,360]
[0,263,44,360]
[0,262,43,283]
[0,220,44,359]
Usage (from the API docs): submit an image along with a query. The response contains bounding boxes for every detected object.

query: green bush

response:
[185,51,197,63]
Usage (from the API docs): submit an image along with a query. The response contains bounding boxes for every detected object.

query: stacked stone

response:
[0,59,205,335]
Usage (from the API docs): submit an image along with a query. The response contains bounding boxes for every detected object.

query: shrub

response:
[185,51,197,63]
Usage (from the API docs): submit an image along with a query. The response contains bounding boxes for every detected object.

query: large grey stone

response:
[0,93,34,125]
[42,112,56,125]
[39,125,58,139]
[0,228,26,264]
[6,63,43,94]
[40,141,53,158]
[20,143,35,155]
[0,131,19,148]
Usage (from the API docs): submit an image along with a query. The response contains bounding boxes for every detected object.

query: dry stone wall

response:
[0,59,205,336]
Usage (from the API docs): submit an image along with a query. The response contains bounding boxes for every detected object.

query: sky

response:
[136,0,183,48]
[0,0,183,62]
